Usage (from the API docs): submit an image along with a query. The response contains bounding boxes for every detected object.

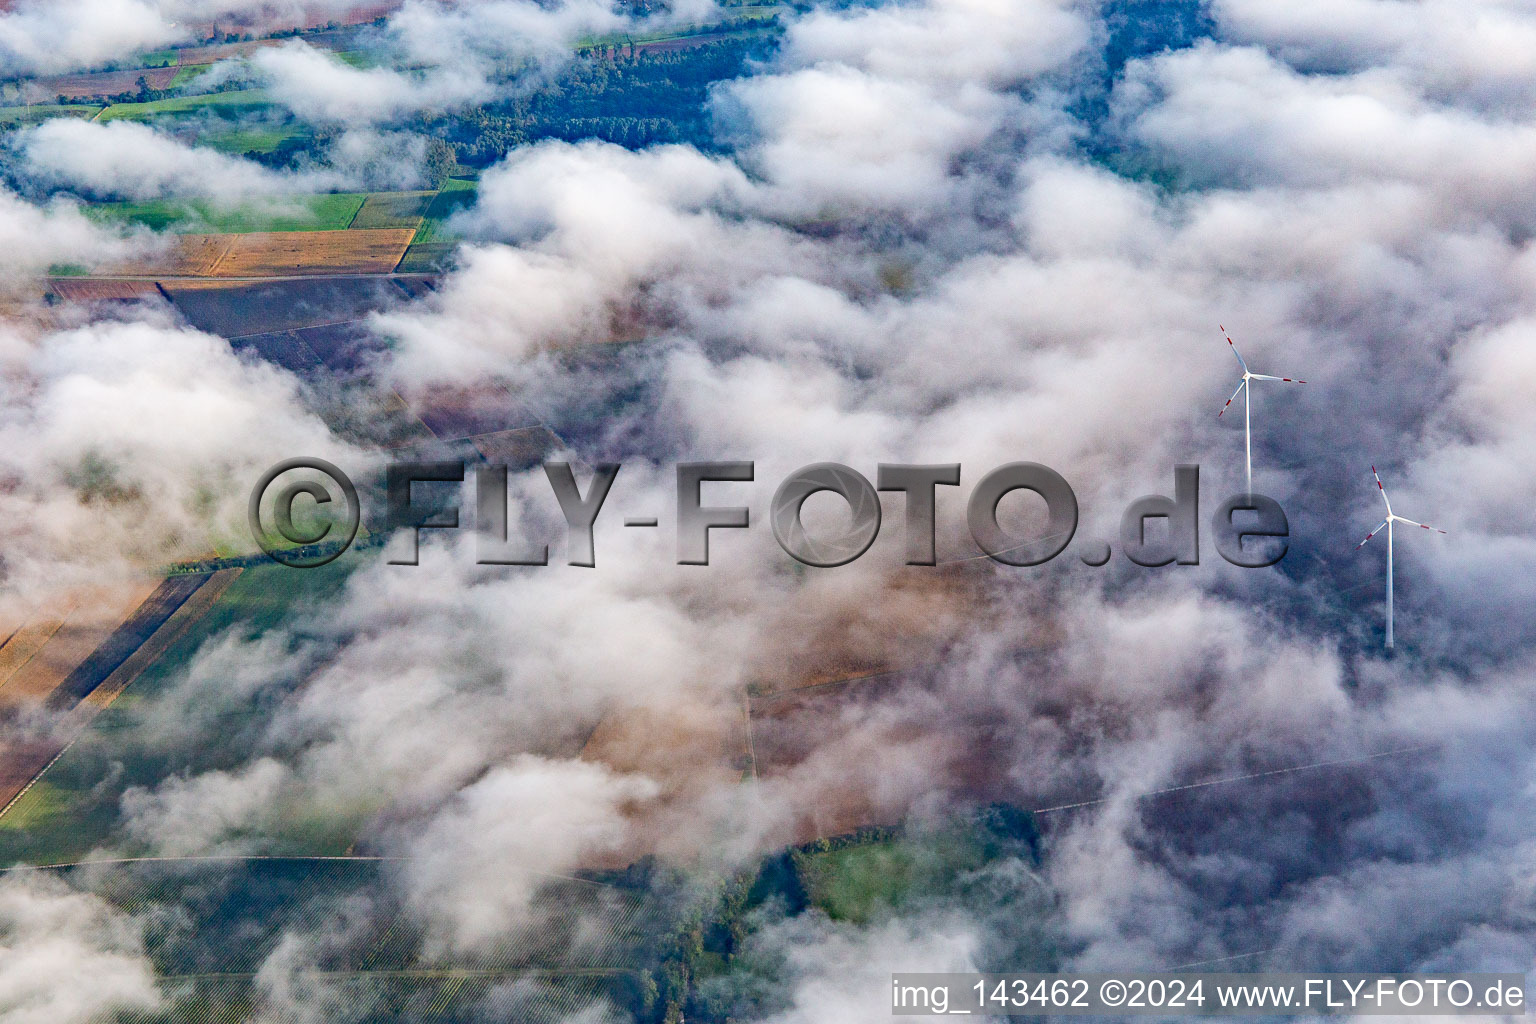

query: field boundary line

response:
[1031,744,1437,815]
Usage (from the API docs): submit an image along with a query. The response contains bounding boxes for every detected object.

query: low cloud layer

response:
[3,0,1536,1015]
[0,0,386,77]
[18,118,437,200]
[0,873,160,1024]
[254,0,725,126]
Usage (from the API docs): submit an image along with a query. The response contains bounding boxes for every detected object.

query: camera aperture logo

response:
[249,459,1289,570]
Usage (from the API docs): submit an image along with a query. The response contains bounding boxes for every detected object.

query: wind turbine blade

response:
[1221,326,1249,372]
[1248,374,1307,383]
[1394,516,1447,534]
[1372,465,1392,516]
[1218,378,1246,417]
[1356,519,1390,549]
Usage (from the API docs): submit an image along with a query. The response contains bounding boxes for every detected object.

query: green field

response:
[135,49,178,68]
[0,558,363,866]
[333,49,380,69]
[87,193,368,233]
[167,63,212,89]
[395,241,457,273]
[411,177,478,243]
[97,88,273,122]
[201,122,309,155]
[0,104,102,125]
[796,830,986,924]
[349,190,435,229]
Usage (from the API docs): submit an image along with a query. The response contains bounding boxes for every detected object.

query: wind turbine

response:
[1355,466,1446,649]
[1218,326,1305,494]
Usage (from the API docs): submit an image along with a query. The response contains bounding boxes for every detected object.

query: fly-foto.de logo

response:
[249,459,1288,571]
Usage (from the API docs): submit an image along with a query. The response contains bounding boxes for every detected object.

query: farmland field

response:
[201,122,309,154]
[43,573,209,710]
[32,65,180,99]
[395,240,457,272]
[0,559,360,864]
[411,177,478,242]
[0,573,235,828]
[795,831,985,924]
[109,228,415,277]
[46,278,162,301]
[99,233,231,276]
[0,103,101,124]
[167,63,212,88]
[211,228,416,275]
[349,190,435,229]
[162,276,419,335]
[96,88,274,122]
[88,193,368,234]
[411,383,542,439]
[0,580,161,707]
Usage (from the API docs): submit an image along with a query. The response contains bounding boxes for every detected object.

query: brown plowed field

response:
[32,66,180,99]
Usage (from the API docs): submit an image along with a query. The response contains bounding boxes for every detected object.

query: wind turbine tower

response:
[1219,327,1306,494]
[1355,466,1447,649]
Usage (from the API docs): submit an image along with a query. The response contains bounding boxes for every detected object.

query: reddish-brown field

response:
[33,66,180,99]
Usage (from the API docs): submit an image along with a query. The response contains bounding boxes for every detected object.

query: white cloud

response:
[0,874,160,1024]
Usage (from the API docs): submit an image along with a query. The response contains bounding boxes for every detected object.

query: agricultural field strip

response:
[82,568,242,710]
[94,89,274,122]
[0,580,160,706]
[0,571,233,822]
[575,9,780,50]
[88,194,368,234]
[96,229,416,278]
[45,573,208,709]
[206,228,415,277]
[0,614,69,691]
[0,745,70,827]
